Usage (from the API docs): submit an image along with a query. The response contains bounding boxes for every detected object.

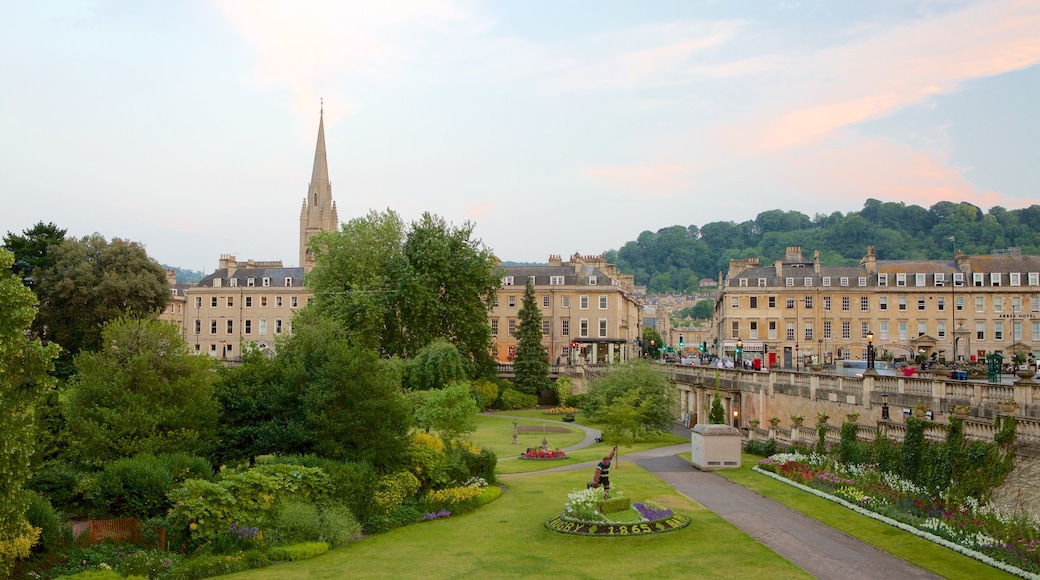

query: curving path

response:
[490,413,942,580]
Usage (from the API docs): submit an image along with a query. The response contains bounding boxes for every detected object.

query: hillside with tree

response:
[603,199,1040,294]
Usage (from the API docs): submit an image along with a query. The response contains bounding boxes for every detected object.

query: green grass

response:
[716,453,1018,580]
[223,463,810,580]
[469,414,586,459]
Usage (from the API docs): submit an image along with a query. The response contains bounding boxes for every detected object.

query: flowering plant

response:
[421,510,451,521]
[521,448,567,460]
[1000,400,1019,409]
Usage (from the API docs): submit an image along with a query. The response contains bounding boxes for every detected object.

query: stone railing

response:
[671,365,1040,451]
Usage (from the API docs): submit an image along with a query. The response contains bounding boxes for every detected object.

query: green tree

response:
[599,390,641,452]
[213,347,307,466]
[404,339,468,391]
[0,249,59,577]
[413,382,480,440]
[513,278,550,396]
[63,317,219,466]
[2,221,66,292]
[35,234,170,369]
[582,361,676,435]
[308,210,500,378]
[709,374,726,424]
[280,315,413,470]
[642,327,664,358]
[690,300,714,320]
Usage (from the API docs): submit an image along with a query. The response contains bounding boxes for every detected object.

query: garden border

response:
[544,513,690,536]
[752,465,1040,580]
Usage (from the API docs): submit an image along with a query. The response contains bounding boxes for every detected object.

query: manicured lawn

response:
[470,414,587,458]
[223,463,811,580]
[716,453,1018,580]
[473,412,687,475]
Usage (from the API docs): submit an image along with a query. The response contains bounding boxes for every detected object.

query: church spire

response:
[310,100,330,187]
[300,102,339,270]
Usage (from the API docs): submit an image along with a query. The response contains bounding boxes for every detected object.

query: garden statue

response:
[587,446,618,499]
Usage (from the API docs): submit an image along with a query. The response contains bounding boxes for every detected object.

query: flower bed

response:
[519,448,567,460]
[544,407,579,415]
[545,489,690,536]
[756,452,1040,578]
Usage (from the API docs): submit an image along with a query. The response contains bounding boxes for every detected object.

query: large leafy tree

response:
[513,278,549,395]
[413,382,480,440]
[582,361,676,435]
[404,339,467,391]
[213,347,307,467]
[0,249,59,577]
[308,210,500,378]
[35,234,170,363]
[2,221,67,291]
[63,317,219,466]
[279,315,414,470]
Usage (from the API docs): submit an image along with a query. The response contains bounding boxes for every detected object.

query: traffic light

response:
[678,335,684,348]
[700,341,707,353]
[570,341,577,350]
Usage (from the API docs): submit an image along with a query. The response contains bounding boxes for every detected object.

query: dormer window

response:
[589,276,597,285]
[502,276,514,286]
[229,278,238,287]
[262,277,271,287]
[285,277,293,287]
[247,277,255,287]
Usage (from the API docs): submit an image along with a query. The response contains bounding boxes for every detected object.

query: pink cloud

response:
[772,134,1023,212]
[748,0,1040,150]
[581,162,695,196]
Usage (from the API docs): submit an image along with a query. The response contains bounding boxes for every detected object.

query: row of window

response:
[496,294,611,309]
[194,318,286,335]
[490,318,609,338]
[502,275,597,286]
[734,294,1040,314]
[730,319,1040,343]
[739,272,1040,288]
[194,295,303,309]
[212,276,297,288]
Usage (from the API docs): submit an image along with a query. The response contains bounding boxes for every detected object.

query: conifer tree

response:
[709,371,726,424]
[513,278,550,396]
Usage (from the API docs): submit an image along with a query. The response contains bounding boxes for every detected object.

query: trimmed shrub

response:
[496,388,537,410]
[93,454,173,518]
[598,496,632,514]
[743,438,778,457]
[267,542,329,562]
[470,379,499,411]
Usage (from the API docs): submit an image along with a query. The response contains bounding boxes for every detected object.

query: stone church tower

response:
[299,105,340,270]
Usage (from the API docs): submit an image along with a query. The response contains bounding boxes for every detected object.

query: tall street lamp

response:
[866,330,875,369]
[221,340,227,360]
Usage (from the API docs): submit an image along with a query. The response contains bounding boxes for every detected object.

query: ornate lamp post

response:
[881,389,890,420]
[866,330,876,371]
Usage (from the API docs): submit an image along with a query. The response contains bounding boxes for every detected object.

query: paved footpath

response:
[493,415,942,580]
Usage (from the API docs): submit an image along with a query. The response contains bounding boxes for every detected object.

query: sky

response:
[2,0,1038,273]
